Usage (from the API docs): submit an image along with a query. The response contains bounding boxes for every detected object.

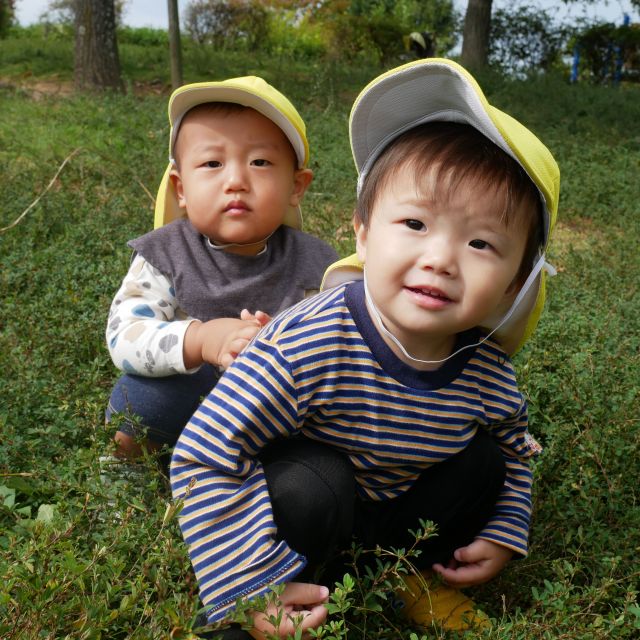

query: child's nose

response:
[419,237,457,276]
[223,163,248,191]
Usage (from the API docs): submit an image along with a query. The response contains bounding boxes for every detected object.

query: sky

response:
[14,0,639,29]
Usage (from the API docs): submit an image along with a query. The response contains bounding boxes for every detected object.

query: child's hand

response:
[432,539,514,587]
[212,309,271,368]
[183,310,271,370]
[249,582,329,640]
[214,319,262,369]
[216,309,271,369]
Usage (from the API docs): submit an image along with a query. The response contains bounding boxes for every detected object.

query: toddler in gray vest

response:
[105,76,337,459]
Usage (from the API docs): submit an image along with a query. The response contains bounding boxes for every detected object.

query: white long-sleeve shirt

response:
[106,254,198,376]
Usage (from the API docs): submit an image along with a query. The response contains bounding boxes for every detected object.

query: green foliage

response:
[117,26,169,47]
[265,11,326,59]
[318,11,406,63]
[489,3,573,76]
[1,35,639,639]
[178,0,458,64]
[348,0,460,57]
[184,0,269,51]
[572,22,640,83]
[306,0,458,62]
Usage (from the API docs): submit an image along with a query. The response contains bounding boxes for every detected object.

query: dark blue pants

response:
[105,364,220,447]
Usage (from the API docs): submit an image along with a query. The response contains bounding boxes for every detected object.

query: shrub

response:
[311,0,459,62]
[319,12,405,63]
[571,22,640,83]
[183,0,269,51]
[362,0,460,57]
[265,10,327,58]
[489,3,573,76]
[117,26,169,48]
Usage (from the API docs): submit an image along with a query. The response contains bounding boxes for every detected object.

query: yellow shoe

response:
[395,572,491,632]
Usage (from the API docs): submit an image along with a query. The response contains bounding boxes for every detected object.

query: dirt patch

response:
[131,79,171,96]
[30,79,75,99]
[0,74,74,99]
[0,75,171,99]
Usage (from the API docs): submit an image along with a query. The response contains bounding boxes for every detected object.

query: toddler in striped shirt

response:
[171,58,559,639]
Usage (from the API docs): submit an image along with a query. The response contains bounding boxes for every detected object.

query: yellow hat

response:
[154,76,309,230]
[324,58,560,355]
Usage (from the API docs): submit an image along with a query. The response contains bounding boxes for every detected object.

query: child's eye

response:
[403,219,425,231]
[251,159,271,167]
[204,160,221,168]
[469,239,491,250]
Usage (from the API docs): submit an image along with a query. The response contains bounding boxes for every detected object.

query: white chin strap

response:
[363,254,556,366]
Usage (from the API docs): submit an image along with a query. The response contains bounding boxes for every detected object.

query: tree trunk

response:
[74,0,124,92]
[167,0,183,90]
[0,0,16,37]
[460,0,493,70]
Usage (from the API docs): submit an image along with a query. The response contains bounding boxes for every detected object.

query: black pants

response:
[200,429,505,639]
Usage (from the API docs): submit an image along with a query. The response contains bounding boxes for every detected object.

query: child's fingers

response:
[239,309,271,326]
[279,604,328,639]
[432,561,488,587]
[281,582,330,606]
[254,310,271,325]
[453,544,484,564]
[219,352,236,370]
[295,602,329,631]
[253,598,328,639]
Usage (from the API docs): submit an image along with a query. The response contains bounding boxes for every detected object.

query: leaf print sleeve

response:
[106,254,199,376]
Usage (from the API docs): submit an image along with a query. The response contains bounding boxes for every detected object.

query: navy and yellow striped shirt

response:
[171,281,540,623]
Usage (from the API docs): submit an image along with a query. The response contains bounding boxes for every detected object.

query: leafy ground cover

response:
[1,31,639,640]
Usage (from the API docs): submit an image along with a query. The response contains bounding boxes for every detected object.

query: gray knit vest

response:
[128,219,338,321]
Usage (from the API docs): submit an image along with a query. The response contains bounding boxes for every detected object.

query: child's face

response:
[170,107,312,255]
[355,167,528,362]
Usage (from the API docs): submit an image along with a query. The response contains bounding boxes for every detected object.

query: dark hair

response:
[355,122,543,286]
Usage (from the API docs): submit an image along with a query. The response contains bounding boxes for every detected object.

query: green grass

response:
[1,30,639,640]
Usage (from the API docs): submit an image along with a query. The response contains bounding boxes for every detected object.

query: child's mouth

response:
[224,200,249,214]
[407,286,451,302]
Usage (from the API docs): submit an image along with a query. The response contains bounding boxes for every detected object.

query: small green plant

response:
[191,520,438,640]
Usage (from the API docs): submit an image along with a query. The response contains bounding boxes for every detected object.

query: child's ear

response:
[289,168,313,206]
[354,214,367,263]
[169,167,187,208]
